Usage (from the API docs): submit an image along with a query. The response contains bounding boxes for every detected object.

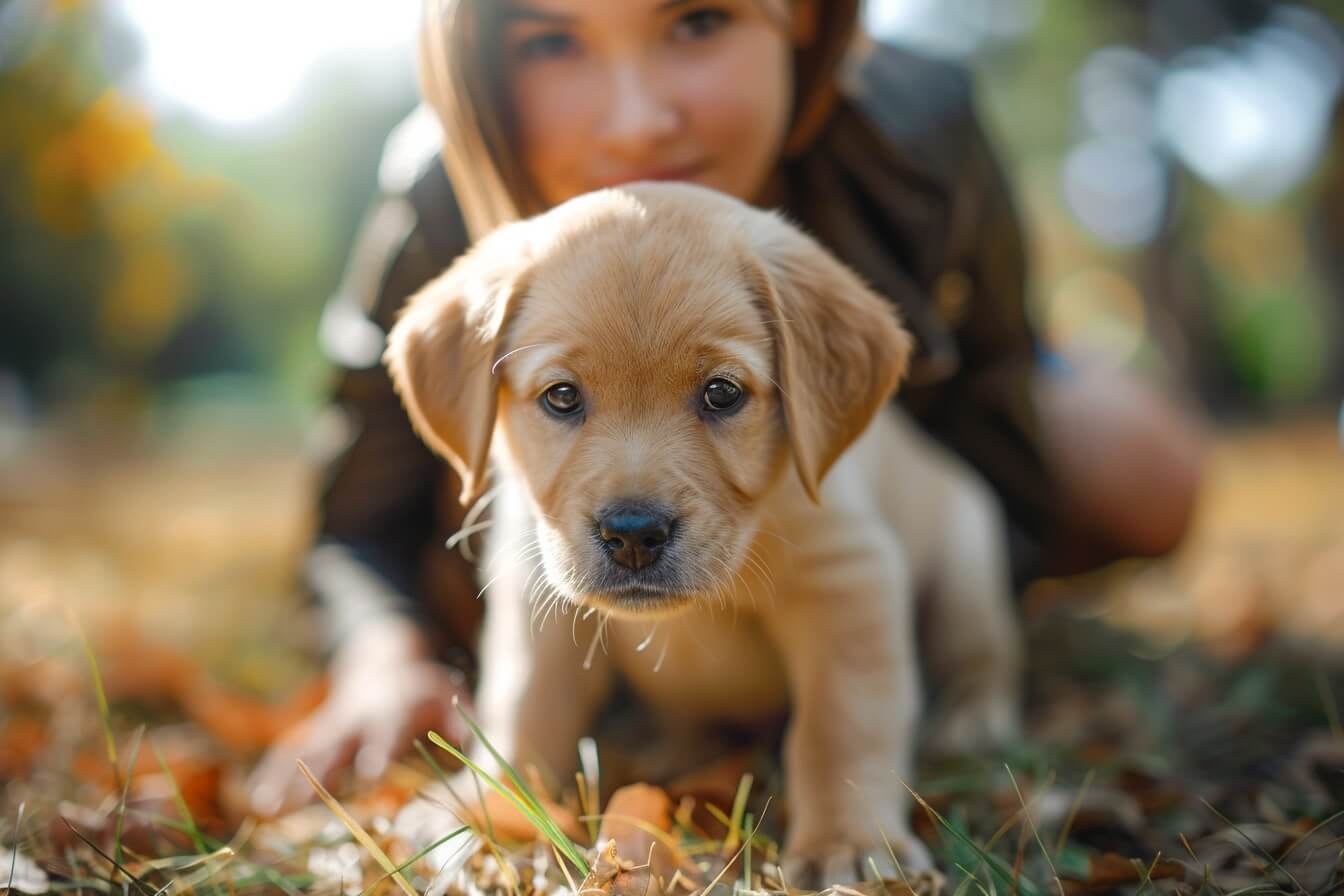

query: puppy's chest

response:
[604,613,788,724]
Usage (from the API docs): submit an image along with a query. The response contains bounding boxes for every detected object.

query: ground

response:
[2,407,1342,895]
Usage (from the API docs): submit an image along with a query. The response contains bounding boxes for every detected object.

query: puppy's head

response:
[386,183,911,617]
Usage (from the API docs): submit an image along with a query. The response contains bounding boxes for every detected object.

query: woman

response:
[247,0,1203,816]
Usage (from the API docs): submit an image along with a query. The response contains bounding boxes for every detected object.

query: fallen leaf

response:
[1061,851,1188,894]
[596,784,685,882]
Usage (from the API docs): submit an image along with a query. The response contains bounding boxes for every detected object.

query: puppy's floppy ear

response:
[743,213,913,502]
[384,223,532,506]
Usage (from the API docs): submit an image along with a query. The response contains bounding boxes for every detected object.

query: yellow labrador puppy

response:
[386,183,1021,885]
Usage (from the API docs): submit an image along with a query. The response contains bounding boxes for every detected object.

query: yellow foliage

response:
[99,238,193,359]
[32,89,157,234]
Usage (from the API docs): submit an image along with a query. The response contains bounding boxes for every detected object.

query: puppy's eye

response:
[542,383,583,417]
[702,377,744,412]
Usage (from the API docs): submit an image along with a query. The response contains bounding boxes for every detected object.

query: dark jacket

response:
[308,43,1055,668]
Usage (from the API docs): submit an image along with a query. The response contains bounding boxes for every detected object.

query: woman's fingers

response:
[247,661,475,816]
[354,718,404,784]
[247,716,357,816]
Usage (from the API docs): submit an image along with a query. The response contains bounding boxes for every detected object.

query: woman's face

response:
[501,0,803,207]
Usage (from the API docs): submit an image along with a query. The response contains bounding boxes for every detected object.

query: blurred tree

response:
[0,0,415,408]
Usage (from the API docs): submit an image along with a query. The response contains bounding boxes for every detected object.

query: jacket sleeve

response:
[834,43,1057,581]
[304,143,480,659]
[914,58,1058,578]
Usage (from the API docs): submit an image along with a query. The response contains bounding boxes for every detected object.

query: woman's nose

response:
[599,62,679,155]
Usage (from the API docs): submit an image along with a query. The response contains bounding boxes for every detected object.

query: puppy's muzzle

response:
[597,504,675,571]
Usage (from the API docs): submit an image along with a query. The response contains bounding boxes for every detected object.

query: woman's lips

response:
[593,162,708,188]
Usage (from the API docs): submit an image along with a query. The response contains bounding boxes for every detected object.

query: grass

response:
[4,422,1344,894]
[5,608,1344,895]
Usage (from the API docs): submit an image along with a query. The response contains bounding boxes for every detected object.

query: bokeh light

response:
[1040,268,1149,367]
[1156,5,1343,203]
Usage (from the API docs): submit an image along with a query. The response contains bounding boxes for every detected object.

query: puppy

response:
[385,183,1021,885]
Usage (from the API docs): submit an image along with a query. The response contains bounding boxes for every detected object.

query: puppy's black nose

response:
[598,507,673,570]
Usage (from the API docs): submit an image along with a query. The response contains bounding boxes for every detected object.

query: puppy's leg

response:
[396,504,613,861]
[921,477,1022,757]
[470,573,614,782]
[763,532,933,889]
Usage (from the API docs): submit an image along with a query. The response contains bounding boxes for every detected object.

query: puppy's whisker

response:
[509,546,545,571]
[487,533,541,574]
[705,557,731,610]
[521,557,548,602]
[508,553,545,601]
[490,343,551,375]
[726,560,756,616]
[475,569,507,602]
[444,520,494,555]
[712,556,750,622]
[653,636,670,674]
[755,527,799,551]
[529,581,556,631]
[452,484,502,561]
[460,483,500,526]
[582,613,611,670]
[534,585,565,633]
[636,626,658,652]
[524,564,557,634]
[742,547,777,598]
[763,373,790,400]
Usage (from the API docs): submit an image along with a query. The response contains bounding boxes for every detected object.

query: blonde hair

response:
[417,0,860,241]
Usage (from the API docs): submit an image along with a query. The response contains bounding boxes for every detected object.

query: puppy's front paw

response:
[924,686,1021,758]
[781,830,934,891]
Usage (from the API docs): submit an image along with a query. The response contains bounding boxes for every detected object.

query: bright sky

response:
[117,0,421,127]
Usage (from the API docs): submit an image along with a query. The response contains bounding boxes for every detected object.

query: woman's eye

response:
[542,383,583,416]
[672,7,730,41]
[702,377,745,412]
[513,30,578,62]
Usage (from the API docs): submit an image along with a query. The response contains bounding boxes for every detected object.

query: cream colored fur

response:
[385,183,1022,886]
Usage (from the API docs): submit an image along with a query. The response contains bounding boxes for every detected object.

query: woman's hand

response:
[246,618,472,817]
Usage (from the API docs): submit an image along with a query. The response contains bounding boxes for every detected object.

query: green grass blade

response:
[414,737,498,846]
[113,727,146,871]
[426,730,589,876]
[1005,765,1063,895]
[148,736,208,855]
[7,801,23,893]
[743,812,753,888]
[723,773,752,855]
[68,612,117,768]
[898,777,1043,896]
[359,826,471,896]
[440,704,583,866]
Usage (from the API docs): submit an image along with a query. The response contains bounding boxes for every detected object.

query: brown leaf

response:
[182,675,327,753]
[596,784,684,882]
[1061,852,1188,894]
[664,748,760,838]
[0,716,48,779]
[451,780,587,845]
